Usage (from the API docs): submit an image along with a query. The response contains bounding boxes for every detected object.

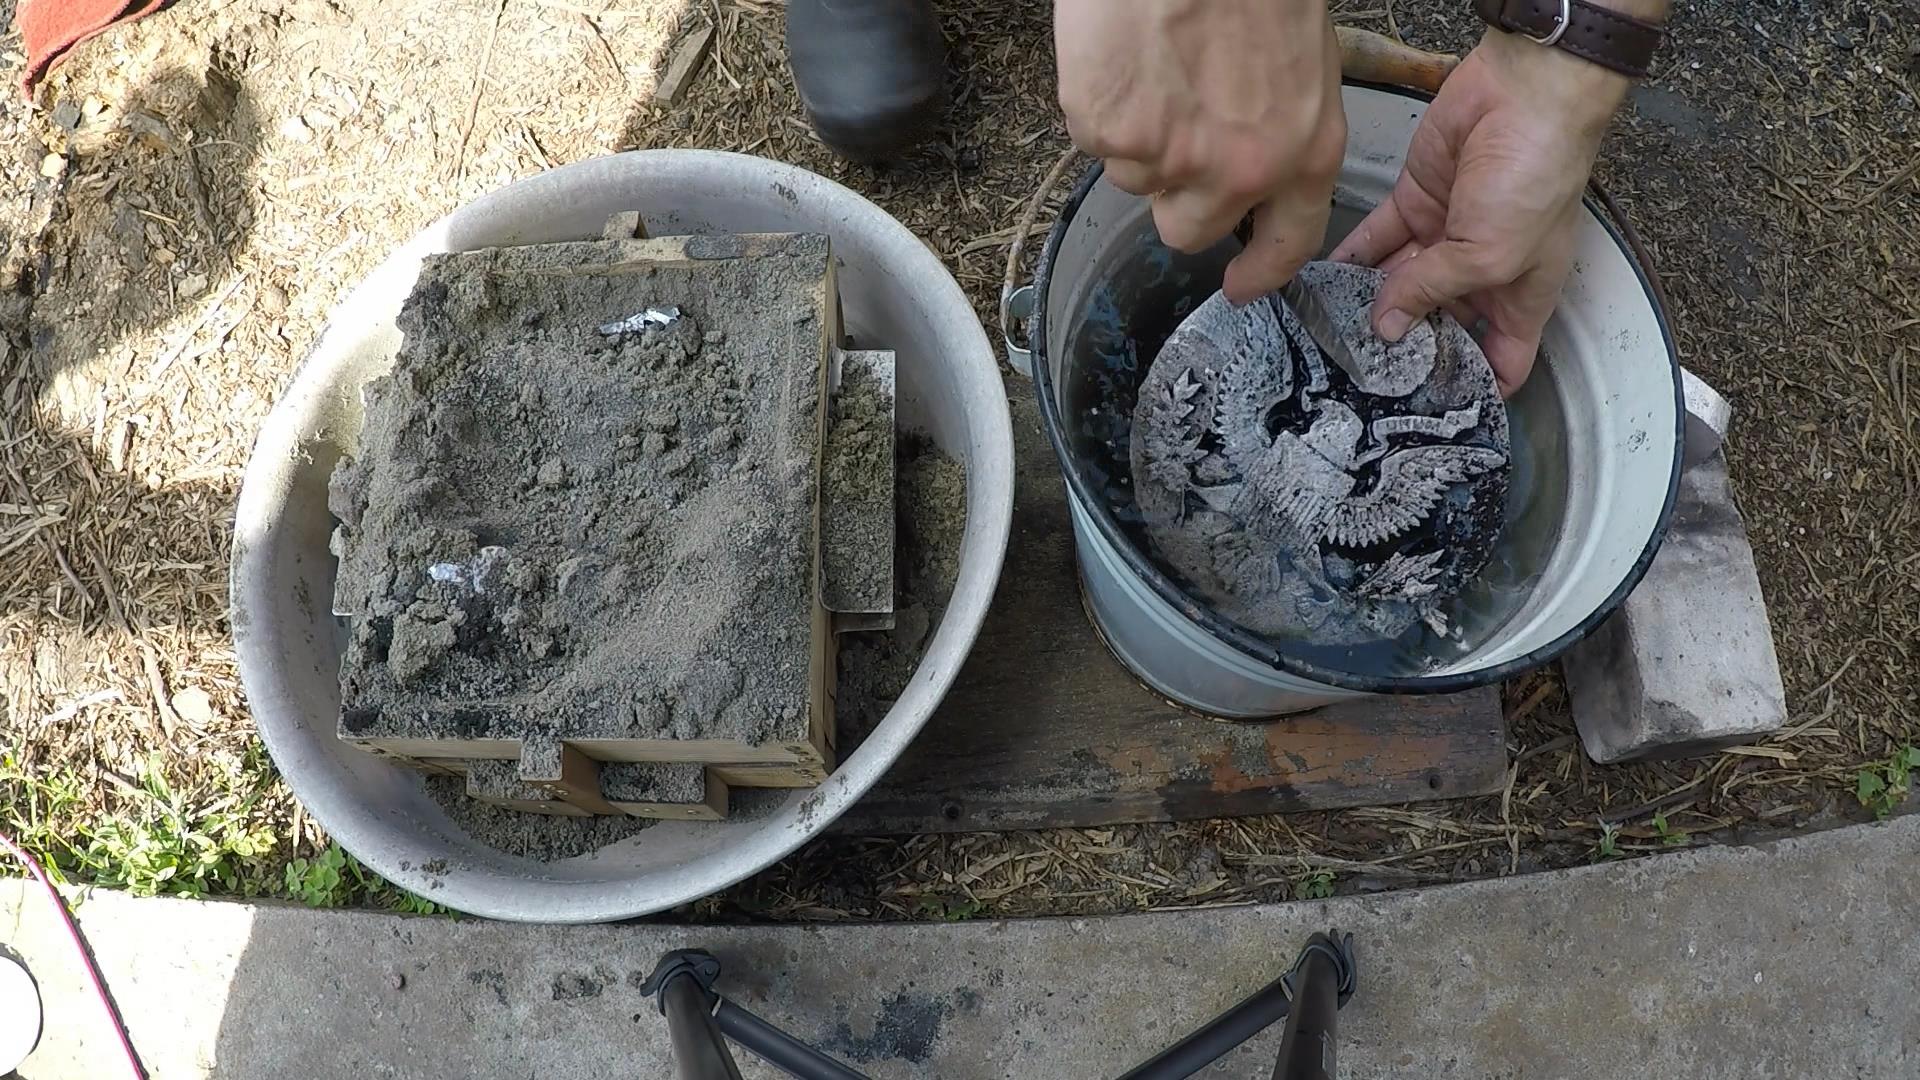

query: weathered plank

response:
[655,24,715,105]
[838,386,1507,835]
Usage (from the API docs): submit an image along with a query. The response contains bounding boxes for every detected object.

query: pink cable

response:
[0,830,146,1079]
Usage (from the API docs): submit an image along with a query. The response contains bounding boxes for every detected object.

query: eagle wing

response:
[1323,445,1504,549]
[1135,368,1210,508]
[1233,433,1354,545]
[1211,529,1286,600]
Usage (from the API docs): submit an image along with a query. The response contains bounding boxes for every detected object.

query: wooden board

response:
[836,387,1508,836]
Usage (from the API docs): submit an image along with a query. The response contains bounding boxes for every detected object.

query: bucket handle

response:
[1000,147,1082,378]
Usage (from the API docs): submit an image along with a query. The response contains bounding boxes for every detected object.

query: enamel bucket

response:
[1013,83,1683,716]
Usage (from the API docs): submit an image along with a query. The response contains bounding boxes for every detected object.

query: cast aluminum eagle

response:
[1130,261,1511,648]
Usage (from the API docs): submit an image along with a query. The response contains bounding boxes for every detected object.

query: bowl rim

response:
[230,149,1015,921]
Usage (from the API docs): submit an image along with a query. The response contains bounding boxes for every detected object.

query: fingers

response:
[1103,157,1161,196]
[1377,239,1422,275]
[1150,185,1248,255]
[1328,197,1413,267]
[1478,322,1541,398]
[1379,243,1559,394]
[1222,193,1331,304]
[1372,239,1501,342]
[1381,244,1486,327]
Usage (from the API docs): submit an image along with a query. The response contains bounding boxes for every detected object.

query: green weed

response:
[1855,746,1920,820]
[386,889,446,916]
[0,754,88,883]
[7,755,281,899]
[284,843,354,906]
[1593,822,1623,861]
[1651,810,1689,848]
[915,894,984,921]
[285,842,444,914]
[1296,870,1336,900]
[3,753,440,913]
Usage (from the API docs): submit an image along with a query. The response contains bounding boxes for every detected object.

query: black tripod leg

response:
[1114,974,1295,1080]
[659,972,745,1080]
[641,950,870,1080]
[1269,947,1340,1080]
[714,1000,873,1080]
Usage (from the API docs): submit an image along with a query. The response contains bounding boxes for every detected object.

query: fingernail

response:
[1377,308,1413,342]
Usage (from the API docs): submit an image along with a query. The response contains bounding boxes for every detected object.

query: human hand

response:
[1329,30,1635,394]
[1054,0,1345,303]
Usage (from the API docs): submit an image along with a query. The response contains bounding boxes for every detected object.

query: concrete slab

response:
[5,816,1916,1079]
[1565,452,1789,763]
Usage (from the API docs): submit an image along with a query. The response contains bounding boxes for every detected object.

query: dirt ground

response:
[0,0,1914,917]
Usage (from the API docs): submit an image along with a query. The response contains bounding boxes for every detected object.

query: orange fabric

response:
[17,0,172,96]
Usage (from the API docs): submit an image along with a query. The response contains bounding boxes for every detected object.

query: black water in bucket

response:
[1056,205,1570,677]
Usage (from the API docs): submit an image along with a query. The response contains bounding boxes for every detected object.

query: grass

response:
[1,750,441,914]
[3,750,278,898]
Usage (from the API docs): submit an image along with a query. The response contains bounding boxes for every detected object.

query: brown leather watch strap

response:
[1473,0,1666,79]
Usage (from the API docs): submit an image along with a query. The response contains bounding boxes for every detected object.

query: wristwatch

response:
[1473,0,1666,79]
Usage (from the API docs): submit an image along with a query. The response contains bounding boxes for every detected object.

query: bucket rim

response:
[1027,86,1685,695]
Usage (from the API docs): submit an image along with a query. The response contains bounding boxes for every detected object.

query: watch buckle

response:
[1523,0,1573,47]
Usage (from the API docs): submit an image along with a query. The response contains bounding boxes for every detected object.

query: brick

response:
[1563,453,1787,763]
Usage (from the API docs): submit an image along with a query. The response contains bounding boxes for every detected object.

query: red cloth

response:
[17,0,171,96]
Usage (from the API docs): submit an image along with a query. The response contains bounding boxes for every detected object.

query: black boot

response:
[785,0,947,163]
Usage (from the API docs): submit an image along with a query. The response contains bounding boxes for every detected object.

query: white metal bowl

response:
[230,151,1015,923]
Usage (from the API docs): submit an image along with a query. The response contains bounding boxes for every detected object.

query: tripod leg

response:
[1269,947,1340,1080]
[660,972,745,1080]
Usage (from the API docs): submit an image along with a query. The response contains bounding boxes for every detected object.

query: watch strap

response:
[1473,0,1666,79]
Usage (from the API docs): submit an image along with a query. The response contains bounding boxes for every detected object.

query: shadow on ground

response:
[0,47,273,886]
[2,55,263,622]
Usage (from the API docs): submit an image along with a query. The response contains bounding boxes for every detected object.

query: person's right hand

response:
[1054,0,1346,304]
[1328,30,1637,394]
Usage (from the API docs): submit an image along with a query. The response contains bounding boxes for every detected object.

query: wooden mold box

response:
[328,221,840,785]
[456,743,729,821]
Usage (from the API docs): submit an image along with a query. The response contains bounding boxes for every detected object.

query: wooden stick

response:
[453,0,510,182]
[1337,26,1459,95]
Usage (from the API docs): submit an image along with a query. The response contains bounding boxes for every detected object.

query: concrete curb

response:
[5,816,1916,1078]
